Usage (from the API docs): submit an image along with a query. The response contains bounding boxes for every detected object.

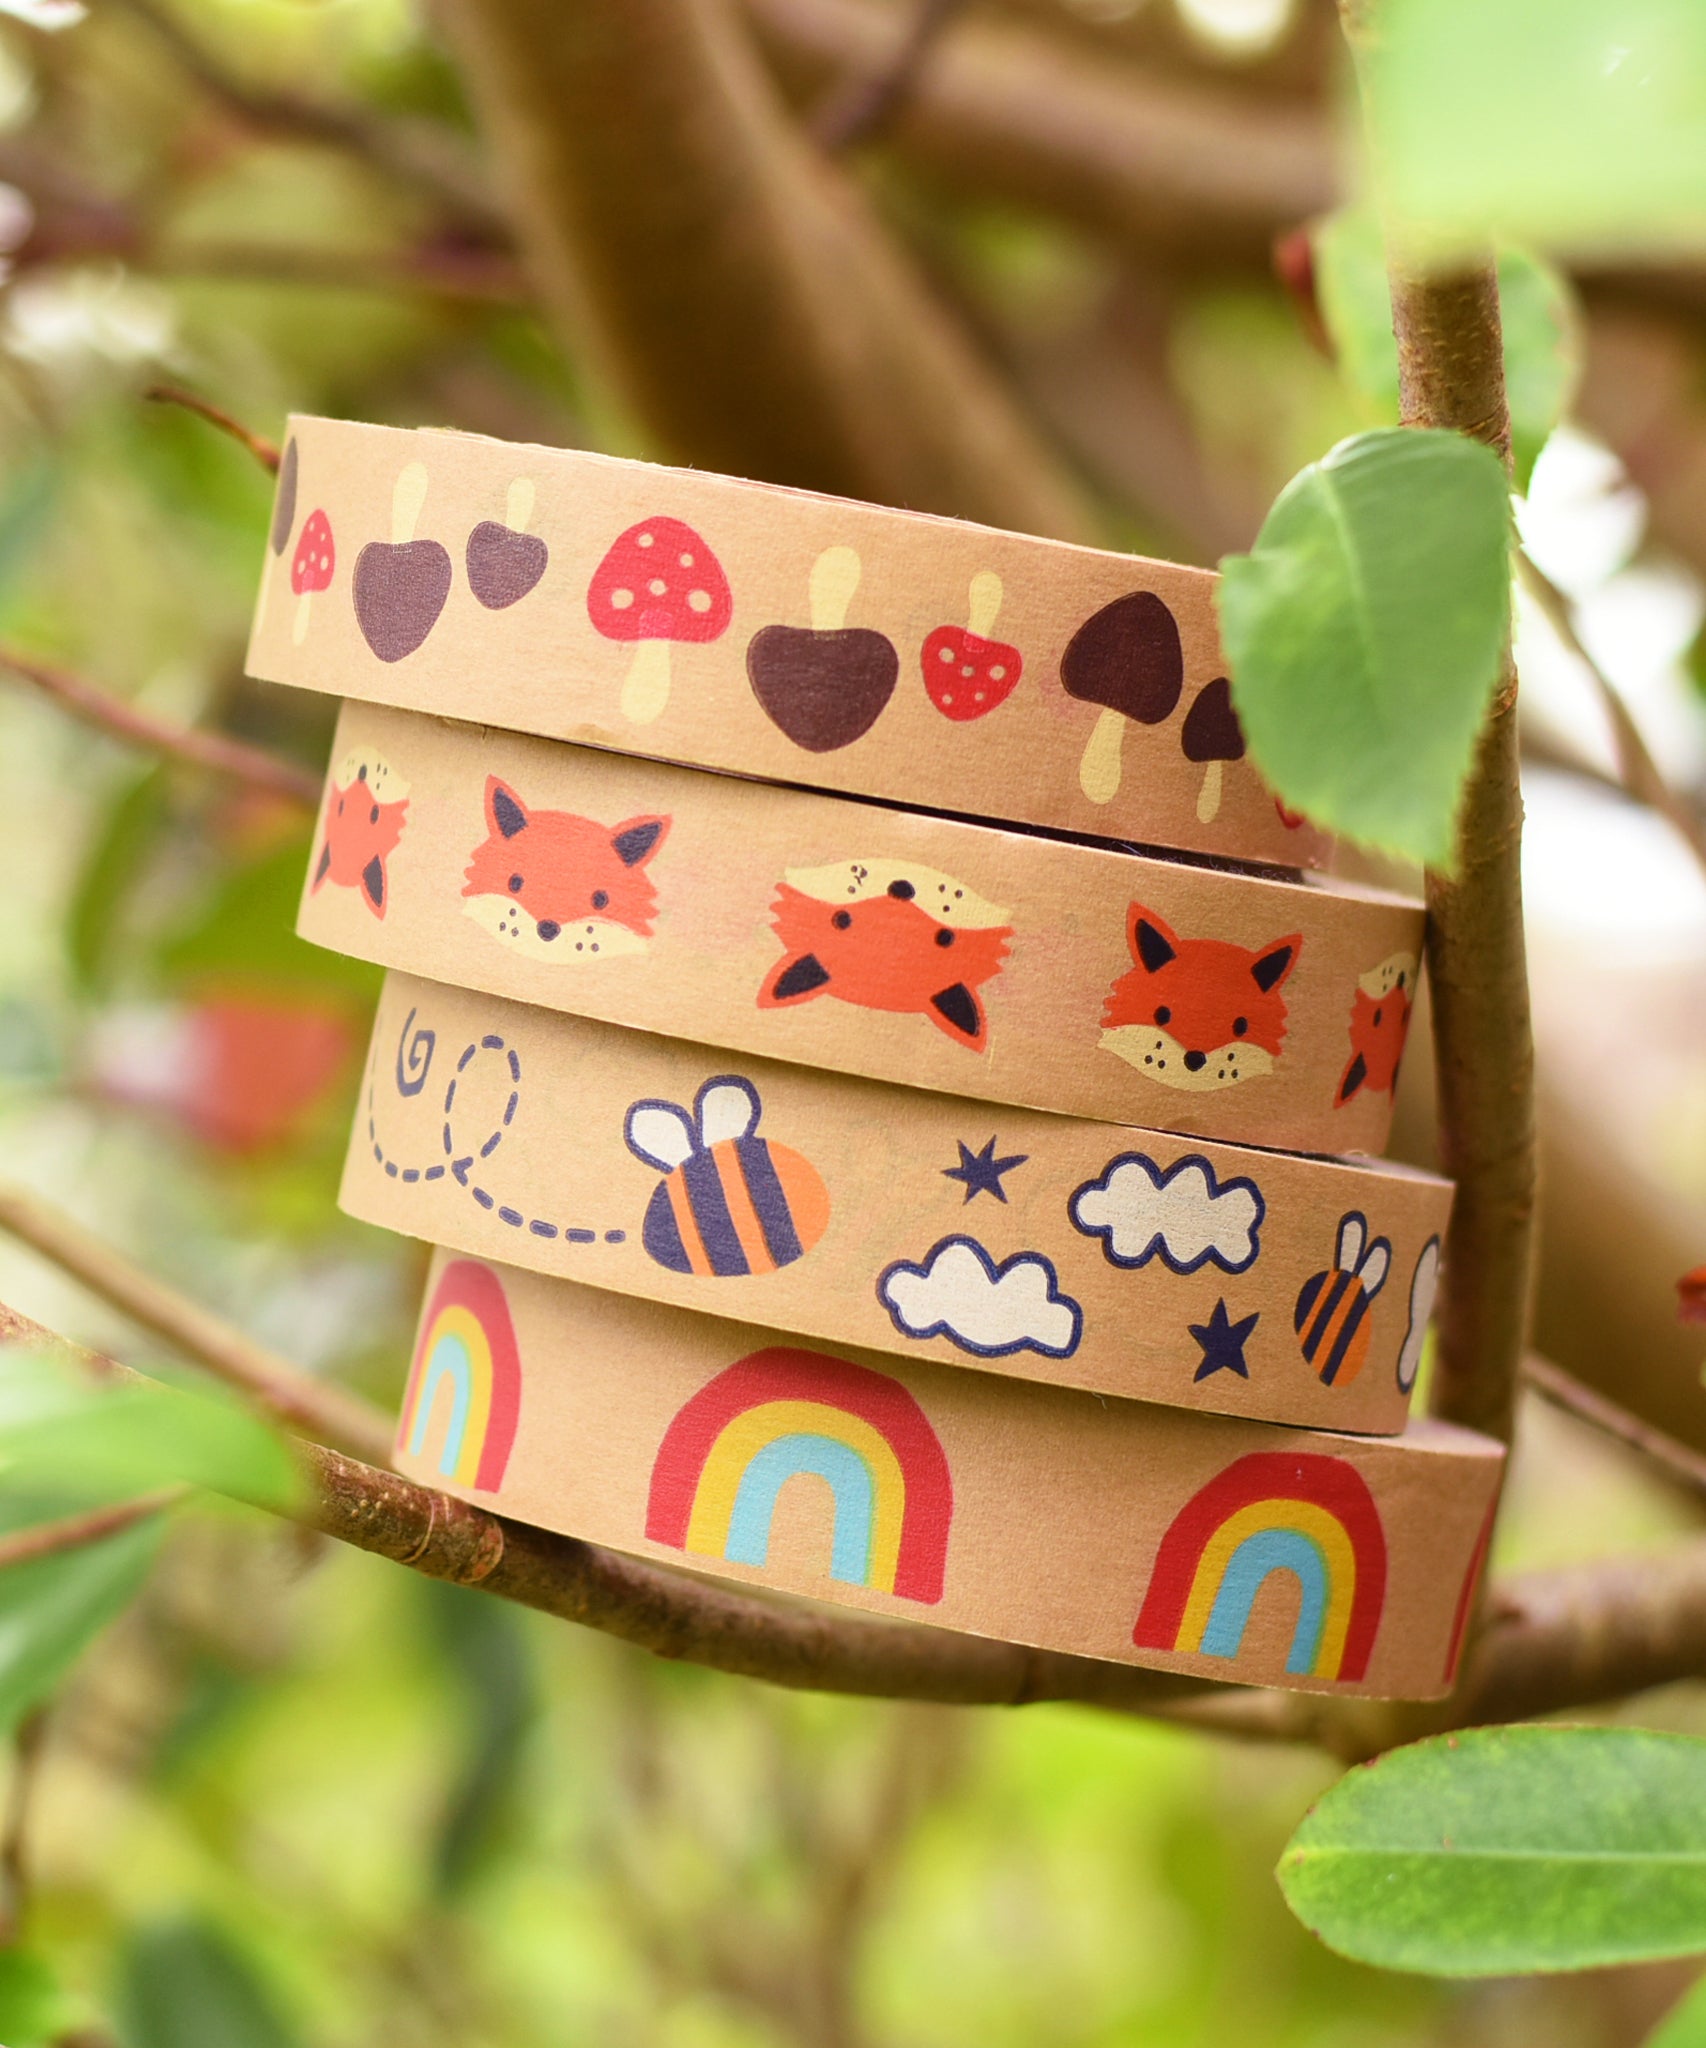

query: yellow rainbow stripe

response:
[686,1399,907,1591]
[1176,1499,1357,1680]
[411,1302,495,1490]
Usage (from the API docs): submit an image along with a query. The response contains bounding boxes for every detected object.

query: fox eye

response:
[592,889,609,910]
[832,909,852,930]
[1154,1005,1171,1026]
[370,804,379,824]
[1233,1016,1248,1036]
[336,797,344,815]
[508,874,523,893]
[1373,1005,1383,1026]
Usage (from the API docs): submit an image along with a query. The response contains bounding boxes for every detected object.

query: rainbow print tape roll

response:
[350,971,1449,1434]
[247,415,1330,872]
[299,701,1424,1153]
[395,1252,1504,1701]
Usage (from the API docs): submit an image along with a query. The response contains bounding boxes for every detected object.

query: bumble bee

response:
[1295,1211,1390,1387]
[625,1076,830,1278]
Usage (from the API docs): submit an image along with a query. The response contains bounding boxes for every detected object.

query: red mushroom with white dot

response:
[920,571,1022,721]
[586,516,733,724]
[290,508,335,645]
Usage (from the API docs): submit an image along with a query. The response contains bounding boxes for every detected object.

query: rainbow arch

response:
[1134,1452,1387,1683]
[399,1260,523,1493]
[646,1348,953,1604]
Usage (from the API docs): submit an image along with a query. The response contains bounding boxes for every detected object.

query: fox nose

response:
[536,920,561,942]
[1183,1049,1207,1072]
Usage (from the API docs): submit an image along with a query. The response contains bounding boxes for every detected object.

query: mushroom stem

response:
[622,639,673,724]
[809,546,862,633]
[505,477,535,533]
[1078,707,1125,805]
[1196,759,1224,824]
[292,590,312,646]
[966,570,1003,639]
[391,462,429,546]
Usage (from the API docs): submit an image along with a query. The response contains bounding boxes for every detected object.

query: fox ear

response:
[1250,933,1301,994]
[611,815,669,868]
[486,778,528,840]
[1128,904,1178,974]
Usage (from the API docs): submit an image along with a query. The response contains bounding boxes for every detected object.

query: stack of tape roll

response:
[249,418,1504,1703]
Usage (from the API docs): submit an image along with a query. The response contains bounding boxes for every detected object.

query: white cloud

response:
[1070,1153,1263,1275]
[878,1237,1081,1359]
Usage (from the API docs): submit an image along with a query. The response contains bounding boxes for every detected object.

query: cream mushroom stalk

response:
[810,544,862,643]
[966,568,1002,643]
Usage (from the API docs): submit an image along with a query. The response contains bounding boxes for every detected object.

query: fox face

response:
[1339,951,1416,1105]
[313,749,409,918]
[1100,903,1301,1091]
[461,776,669,963]
[759,858,1012,1052]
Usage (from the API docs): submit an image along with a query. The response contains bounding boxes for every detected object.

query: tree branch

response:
[145,384,280,474]
[0,1189,392,1463]
[0,645,321,809]
[435,0,1096,536]
[812,0,967,150]
[1386,264,1537,1447]
[1522,1354,1706,1501]
[0,1493,181,1575]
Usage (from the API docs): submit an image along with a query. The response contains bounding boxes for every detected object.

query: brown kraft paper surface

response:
[394,1251,1505,1701]
[300,700,1424,1152]
[247,415,1330,871]
[350,970,1450,1434]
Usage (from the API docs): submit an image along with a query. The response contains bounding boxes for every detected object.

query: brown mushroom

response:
[1181,675,1246,824]
[747,546,898,751]
[353,463,453,664]
[1059,591,1184,804]
[467,477,549,610]
[258,435,298,627]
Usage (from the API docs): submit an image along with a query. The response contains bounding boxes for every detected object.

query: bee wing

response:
[1337,1211,1367,1273]
[695,1076,762,1147]
[625,1100,698,1171]
[1359,1237,1392,1299]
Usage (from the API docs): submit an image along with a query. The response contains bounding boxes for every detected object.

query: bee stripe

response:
[734,1139,803,1270]
[708,1140,778,1277]
[1318,1287,1372,1388]
[663,1174,717,1277]
[682,1150,751,1277]
[1299,1270,1354,1364]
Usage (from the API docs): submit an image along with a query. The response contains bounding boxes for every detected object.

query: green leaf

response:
[0,1350,301,1513]
[66,766,172,996]
[0,1517,162,1732]
[1363,0,1706,261]
[1278,1727,1706,1976]
[1649,1974,1706,2046]
[1312,214,1580,491]
[117,1920,301,2048]
[0,1947,86,2047]
[1217,428,1511,865]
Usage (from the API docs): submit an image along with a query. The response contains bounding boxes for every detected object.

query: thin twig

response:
[1522,1354,1706,1500]
[1517,549,1706,885]
[0,645,321,809]
[0,1712,47,1946]
[0,1189,392,1463]
[145,384,280,474]
[0,1493,182,1575]
[813,0,968,149]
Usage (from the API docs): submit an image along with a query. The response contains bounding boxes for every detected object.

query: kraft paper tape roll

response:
[247,415,1331,871]
[351,971,1451,1435]
[394,1251,1504,1701]
[299,701,1424,1152]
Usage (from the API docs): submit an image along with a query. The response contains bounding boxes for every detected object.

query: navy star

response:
[1189,1299,1259,1381]
[942,1136,1029,1204]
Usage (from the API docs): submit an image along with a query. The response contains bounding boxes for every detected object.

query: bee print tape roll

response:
[300,701,1424,1153]
[352,972,1450,1434]
[395,1251,1504,1701]
[247,415,1330,872]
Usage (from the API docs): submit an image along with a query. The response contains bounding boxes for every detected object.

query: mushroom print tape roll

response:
[301,702,1423,1152]
[248,415,1329,871]
[394,1251,1504,1701]
[352,972,1450,1434]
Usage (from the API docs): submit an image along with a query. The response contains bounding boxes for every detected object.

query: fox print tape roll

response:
[350,972,1449,1434]
[247,415,1330,871]
[299,702,1424,1152]
[394,1252,1504,1701]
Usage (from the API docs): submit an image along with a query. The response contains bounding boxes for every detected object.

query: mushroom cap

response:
[270,438,299,557]
[1059,590,1183,724]
[291,508,336,595]
[586,515,732,645]
[1181,675,1246,764]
